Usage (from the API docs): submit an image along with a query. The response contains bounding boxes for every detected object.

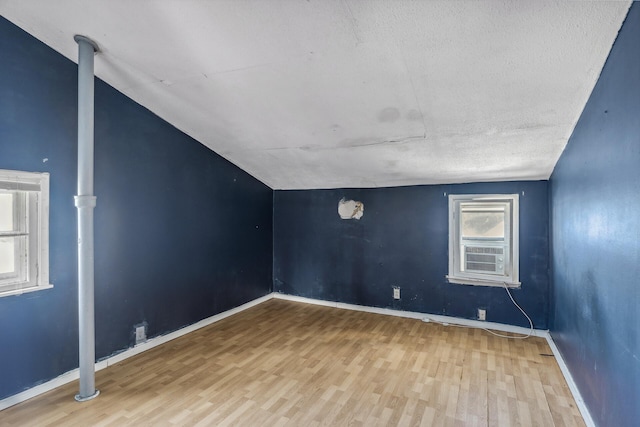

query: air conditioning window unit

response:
[463,245,505,275]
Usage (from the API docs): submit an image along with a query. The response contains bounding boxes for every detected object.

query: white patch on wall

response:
[338,198,364,220]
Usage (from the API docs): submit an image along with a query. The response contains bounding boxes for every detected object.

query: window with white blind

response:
[0,169,52,297]
[448,194,520,288]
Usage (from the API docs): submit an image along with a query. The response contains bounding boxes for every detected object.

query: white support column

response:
[74,34,100,402]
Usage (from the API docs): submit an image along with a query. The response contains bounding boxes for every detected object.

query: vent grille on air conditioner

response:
[464,246,504,274]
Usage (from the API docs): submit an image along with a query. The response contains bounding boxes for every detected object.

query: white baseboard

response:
[545,334,595,427]
[0,369,80,412]
[0,293,272,411]
[272,292,547,337]
[106,294,272,366]
[1,290,592,427]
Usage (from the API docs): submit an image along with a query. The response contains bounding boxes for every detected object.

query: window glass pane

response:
[0,171,48,295]
[0,237,16,275]
[461,210,505,239]
[0,193,13,232]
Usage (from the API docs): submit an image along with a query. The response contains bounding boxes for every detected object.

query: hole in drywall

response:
[338,198,364,220]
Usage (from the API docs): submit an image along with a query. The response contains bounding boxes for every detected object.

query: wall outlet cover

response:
[135,325,146,343]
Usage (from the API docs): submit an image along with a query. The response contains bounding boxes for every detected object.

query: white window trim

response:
[0,169,53,297]
[447,194,520,288]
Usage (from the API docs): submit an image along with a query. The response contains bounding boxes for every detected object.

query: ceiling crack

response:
[401,54,428,138]
[342,0,363,45]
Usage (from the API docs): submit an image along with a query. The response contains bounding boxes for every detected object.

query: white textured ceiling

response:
[0,1,631,189]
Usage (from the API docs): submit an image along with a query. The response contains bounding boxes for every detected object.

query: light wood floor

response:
[1,299,584,426]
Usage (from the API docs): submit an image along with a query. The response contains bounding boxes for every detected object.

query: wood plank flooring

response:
[0,299,584,426]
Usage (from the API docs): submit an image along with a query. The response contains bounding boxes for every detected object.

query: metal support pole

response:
[74,35,100,402]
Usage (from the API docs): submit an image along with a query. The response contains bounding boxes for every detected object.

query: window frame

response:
[0,169,52,297]
[447,194,520,288]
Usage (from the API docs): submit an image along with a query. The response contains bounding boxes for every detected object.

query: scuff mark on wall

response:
[338,198,364,220]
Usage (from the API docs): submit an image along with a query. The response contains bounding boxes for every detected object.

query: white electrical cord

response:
[481,282,533,339]
[422,282,534,339]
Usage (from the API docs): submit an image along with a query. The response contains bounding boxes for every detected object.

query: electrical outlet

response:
[393,287,400,300]
[478,309,486,321]
[135,325,146,344]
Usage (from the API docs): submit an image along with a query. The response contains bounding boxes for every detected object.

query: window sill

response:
[446,276,520,289]
[0,283,54,298]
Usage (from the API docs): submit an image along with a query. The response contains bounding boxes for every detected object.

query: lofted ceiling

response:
[0,1,631,189]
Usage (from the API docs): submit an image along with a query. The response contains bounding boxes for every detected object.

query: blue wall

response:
[549,4,639,426]
[0,17,272,400]
[4,4,638,422]
[274,181,549,328]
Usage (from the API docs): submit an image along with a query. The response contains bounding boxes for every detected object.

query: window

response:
[448,194,519,288]
[0,169,52,297]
